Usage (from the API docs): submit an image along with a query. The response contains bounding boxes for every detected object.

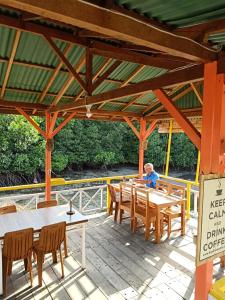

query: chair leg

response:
[221,256,225,268]
[160,219,164,237]
[132,217,137,233]
[2,256,8,297]
[64,235,68,258]
[119,209,123,224]
[28,253,33,287]
[52,251,57,264]
[7,260,12,276]
[114,203,119,222]
[109,200,113,215]
[167,217,171,238]
[24,258,28,272]
[145,222,151,241]
[59,246,64,278]
[37,252,44,287]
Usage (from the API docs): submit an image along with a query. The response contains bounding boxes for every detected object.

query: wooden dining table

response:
[113,183,186,244]
[0,205,88,295]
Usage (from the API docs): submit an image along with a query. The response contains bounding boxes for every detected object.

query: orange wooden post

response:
[139,118,146,177]
[45,112,52,201]
[195,62,225,299]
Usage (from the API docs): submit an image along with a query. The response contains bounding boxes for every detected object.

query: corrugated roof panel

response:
[4,90,38,103]
[16,32,67,66]
[93,82,119,95]
[7,65,51,91]
[124,105,143,113]
[42,95,54,105]
[0,62,7,85]
[132,66,167,83]
[0,26,16,58]
[102,102,124,111]
[135,92,157,105]
[48,72,70,94]
[176,91,201,109]
[109,61,139,81]
[115,0,225,27]
[66,44,85,68]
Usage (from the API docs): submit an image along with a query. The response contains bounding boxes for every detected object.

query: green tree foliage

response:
[0,115,198,184]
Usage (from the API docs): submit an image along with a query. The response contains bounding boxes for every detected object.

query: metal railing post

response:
[186,183,191,219]
[106,178,111,213]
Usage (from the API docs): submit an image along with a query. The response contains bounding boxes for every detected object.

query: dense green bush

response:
[0,115,198,184]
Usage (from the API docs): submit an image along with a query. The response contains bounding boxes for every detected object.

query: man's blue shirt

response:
[143,171,159,188]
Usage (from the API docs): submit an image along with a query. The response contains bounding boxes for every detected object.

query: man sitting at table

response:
[134,163,159,188]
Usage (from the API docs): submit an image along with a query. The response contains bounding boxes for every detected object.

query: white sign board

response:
[197,174,225,266]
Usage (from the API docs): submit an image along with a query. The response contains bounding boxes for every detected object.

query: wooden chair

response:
[37,200,57,209]
[37,200,68,258]
[133,188,164,241]
[2,228,33,297]
[119,182,134,229]
[33,222,66,287]
[156,180,171,194]
[108,184,119,222]
[163,183,186,238]
[0,204,17,215]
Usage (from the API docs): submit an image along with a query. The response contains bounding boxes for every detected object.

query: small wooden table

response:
[0,205,88,295]
[113,184,186,243]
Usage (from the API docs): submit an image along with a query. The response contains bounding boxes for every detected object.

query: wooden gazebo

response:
[0,1,225,298]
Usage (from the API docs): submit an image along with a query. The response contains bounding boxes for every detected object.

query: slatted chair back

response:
[169,184,186,199]
[0,205,17,215]
[38,222,66,253]
[37,200,57,209]
[3,228,33,261]
[156,180,170,194]
[134,188,155,215]
[119,182,134,204]
[108,184,117,203]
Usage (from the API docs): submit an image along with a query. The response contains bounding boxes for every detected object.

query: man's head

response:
[144,163,154,174]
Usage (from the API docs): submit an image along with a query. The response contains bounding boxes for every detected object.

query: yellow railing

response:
[0,173,198,218]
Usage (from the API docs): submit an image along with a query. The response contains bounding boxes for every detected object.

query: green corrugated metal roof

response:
[115,0,225,28]
[0,2,215,119]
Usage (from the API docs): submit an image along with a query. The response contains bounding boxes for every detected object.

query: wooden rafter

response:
[1,30,21,98]
[144,85,194,116]
[154,89,201,149]
[144,120,158,140]
[44,35,87,91]
[51,54,86,107]
[52,64,204,112]
[191,83,203,105]
[86,48,93,95]
[91,41,188,69]
[0,99,47,110]
[123,117,140,139]
[16,107,47,138]
[38,43,72,104]
[51,112,77,138]
[99,64,145,110]
[92,60,121,92]
[74,58,112,103]
[2,0,217,62]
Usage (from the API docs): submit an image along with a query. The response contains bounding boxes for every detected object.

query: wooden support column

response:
[139,118,146,177]
[124,117,157,177]
[195,62,225,300]
[45,112,52,202]
[165,120,173,176]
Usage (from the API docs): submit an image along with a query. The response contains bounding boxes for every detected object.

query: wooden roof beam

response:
[190,83,203,105]
[0,99,48,110]
[52,64,205,112]
[1,30,21,98]
[1,0,217,62]
[90,41,188,69]
[154,89,201,149]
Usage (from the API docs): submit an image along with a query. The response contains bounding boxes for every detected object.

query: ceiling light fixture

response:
[86,104,93,118]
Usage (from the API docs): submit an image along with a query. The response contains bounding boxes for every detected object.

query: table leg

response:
[155,207,161,244]
[0,242,2,295]
[181,203,185,236]
[81,223,86,269]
